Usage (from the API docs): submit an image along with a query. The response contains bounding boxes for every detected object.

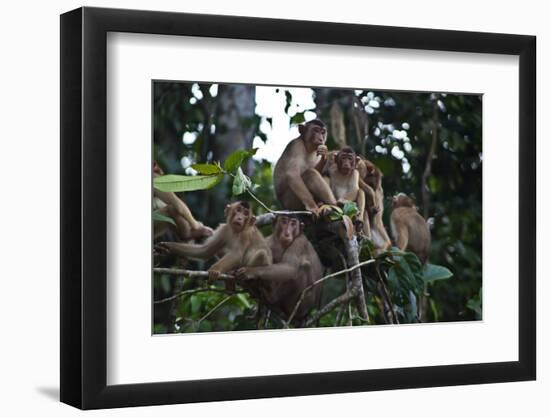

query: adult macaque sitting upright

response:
[273,119,337,216]
[156,201,272,290]
[390,193,431,264]
[236,215,323,322]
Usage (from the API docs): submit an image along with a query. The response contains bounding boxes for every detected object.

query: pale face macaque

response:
[390,193,431,264]
[236,215,323,321]
[324,147,366,233]
[156,201,272,290]
[273,119,337,216]
[153,161,213,240]
[356,158,391,252]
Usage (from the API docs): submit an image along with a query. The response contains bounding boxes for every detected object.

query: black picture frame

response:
[60,6,536,410]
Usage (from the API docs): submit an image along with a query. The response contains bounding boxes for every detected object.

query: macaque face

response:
[299,122,327,150]
[337,150,356,176]
[226,202,254,233]
[275,215,302,249]
[365,164,381,189]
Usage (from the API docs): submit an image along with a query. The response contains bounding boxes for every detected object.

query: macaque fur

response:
[153,161,213,240]
[156,201,272,290]
[273,119,337,215]
[390,194,431,264]
[356,158,392,252]
[323,147,366,233]
[237,215,323,321]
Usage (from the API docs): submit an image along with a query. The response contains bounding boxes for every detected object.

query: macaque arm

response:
[359,179,378,211]
[245,263,297,282]
[209,252,242,273]
[164,226,227,259]
[355,188,365,219]
[154,189,201,229]
[394,223,409,251]
[314,156,327,173]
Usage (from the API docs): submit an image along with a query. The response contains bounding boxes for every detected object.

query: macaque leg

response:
[245,248,271,268]
[362,210,372,239]
[360,180,378,213]
[163,204,192,240]
[154,206,175,239]
[302,168,337,205]
[209,252,242,292]
[154,189,201,230]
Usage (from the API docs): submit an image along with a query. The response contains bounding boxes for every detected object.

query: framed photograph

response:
[60,6,536,410]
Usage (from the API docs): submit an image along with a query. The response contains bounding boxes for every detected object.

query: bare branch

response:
[154,287,244,304]
[154,268,235,280]
[287,259,375,325]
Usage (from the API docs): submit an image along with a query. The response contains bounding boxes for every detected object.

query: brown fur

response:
[390,194,431,264]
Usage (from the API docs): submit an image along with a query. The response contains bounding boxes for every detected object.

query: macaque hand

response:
[305,203,321,218]
[154,242,174,255]
[208,269,221,284]
[316,145,328,158]
[235,267,256,280]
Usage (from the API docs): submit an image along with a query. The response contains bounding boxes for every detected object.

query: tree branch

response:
[153,268,235,280]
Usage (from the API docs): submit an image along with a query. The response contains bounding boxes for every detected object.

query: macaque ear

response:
[249,215,256,226]
[224,204,231,217]
[355,156,361,165]
[299,222,305,233]
[367,165,374,173]
[298,124,305,135]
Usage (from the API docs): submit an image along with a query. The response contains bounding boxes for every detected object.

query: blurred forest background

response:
[153,81,482,334]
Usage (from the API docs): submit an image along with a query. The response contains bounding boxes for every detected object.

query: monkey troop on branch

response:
[154,118,431,325]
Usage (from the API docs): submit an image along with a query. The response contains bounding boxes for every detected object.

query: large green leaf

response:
[152,210,176,225]
[342,201,359,218]
[223,149,258,174]
[191,163,222,175]
[154,174,223,192]
[423,263,453,282]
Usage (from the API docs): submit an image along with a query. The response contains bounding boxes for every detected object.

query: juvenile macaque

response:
[273,119,337,216]
[156,201,272,290]
[357,158,391,252]
[323,147,366,233]
[236,215,323,321]
[390,193,431,264]
[153,161,213,240]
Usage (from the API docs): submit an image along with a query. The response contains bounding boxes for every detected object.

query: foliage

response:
[153,81,481,333]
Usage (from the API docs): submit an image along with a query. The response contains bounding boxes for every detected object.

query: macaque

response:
[390,193,431,264]
[156,201,272,290]
[357,158,391,252]
[153,161,213,240]
[236,215,323,321]
[273,119,337,216]
[323,147,366,233]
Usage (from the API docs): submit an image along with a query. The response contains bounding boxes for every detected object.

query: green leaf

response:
[290,111,306,125]
[223,149,258,174]
[152,210,176,225]
[423,264,453,282]
[191,163,222,175]
[154,174,223,192]
[232,167,252,196]
[190,295,202,314]
[342,201,359,218]
[236,293,251,309]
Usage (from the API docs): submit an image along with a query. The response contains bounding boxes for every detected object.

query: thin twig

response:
[154,268,235,280]
[197,296,232,324]
[154,287,244,304]
[286,259,375,325]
